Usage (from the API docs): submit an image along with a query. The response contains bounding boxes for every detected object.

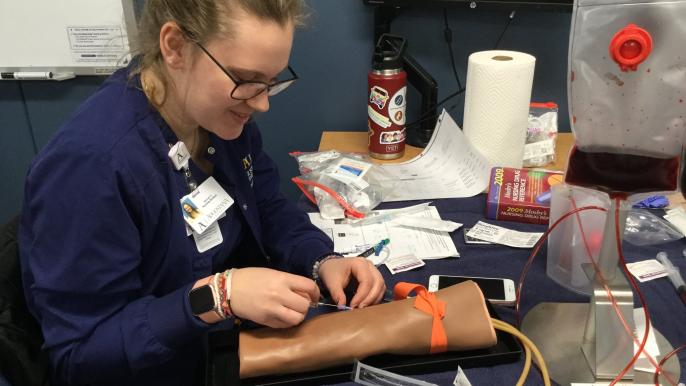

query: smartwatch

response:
[189,285,216,316]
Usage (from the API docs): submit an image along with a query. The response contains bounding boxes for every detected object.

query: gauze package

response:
[566,0,686,194]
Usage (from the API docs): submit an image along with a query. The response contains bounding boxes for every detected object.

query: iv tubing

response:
[610,197,654,385]
[653,344,686,386]
[492,318,551,386]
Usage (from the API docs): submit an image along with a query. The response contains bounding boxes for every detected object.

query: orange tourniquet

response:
[393,282,448,354]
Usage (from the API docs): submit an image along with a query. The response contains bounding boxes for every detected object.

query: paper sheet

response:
[379,109,491,201]
[308,206,459,265]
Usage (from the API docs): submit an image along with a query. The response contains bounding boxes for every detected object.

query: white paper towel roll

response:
[463,50,536,169]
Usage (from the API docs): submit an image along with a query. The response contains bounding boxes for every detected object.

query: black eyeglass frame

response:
[193,41,298,101]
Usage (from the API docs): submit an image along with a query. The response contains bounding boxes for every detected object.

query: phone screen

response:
[437,276,506,299]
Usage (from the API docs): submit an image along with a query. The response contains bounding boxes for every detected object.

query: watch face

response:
[189,285,215,315]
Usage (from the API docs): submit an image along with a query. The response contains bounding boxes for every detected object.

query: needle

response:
[313,302,353,311]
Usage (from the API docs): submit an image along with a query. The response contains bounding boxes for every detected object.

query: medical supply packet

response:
[523,102,558,167]
[291,151,397,218]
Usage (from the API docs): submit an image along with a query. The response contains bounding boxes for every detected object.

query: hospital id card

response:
[180,177,234,235]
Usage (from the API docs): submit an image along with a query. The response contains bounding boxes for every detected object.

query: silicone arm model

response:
[238,280,497,378]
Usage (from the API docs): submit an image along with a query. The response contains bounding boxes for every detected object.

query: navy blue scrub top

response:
[19,65,333,385]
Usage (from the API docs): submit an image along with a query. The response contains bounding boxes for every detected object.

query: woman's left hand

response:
[318,257,386,309]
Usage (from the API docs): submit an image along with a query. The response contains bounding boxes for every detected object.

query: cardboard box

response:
[486,167,564,225]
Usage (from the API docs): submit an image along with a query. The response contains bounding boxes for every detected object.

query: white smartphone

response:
[428,275,516,306]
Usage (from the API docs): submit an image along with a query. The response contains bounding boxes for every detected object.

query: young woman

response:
[19,1,385,384]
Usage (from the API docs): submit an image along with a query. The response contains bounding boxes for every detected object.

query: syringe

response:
[352,202,431,226]
[656,252,686,305]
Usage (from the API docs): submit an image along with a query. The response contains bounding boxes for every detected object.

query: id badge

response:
[180,176,234,235]
[186,213,226,253]
[192,221,223,253]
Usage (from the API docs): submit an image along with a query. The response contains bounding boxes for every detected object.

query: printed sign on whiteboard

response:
[68,26,129,66]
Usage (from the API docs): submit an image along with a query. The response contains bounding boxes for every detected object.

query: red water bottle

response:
[368,34,407,160]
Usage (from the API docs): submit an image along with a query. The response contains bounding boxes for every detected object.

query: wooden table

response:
[319,131,574,171]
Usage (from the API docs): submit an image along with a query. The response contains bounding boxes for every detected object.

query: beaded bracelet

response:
[218,273,229,318]
[221,269,235,318]
[312,254,344,283]
[212,273,226,319]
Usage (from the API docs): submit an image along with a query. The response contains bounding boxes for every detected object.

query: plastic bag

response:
[291,151,397,219]
[523,102,558,167]
[624,209,684,246]
[569,0,686,158]
[567,0,686,194]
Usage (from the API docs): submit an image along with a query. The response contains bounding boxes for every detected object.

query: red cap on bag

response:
[609,24,653,72]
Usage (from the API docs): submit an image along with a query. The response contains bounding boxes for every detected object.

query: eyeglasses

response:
[194,41,298,100]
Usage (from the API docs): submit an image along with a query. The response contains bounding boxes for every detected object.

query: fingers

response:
[289,275,320,303]
[283,289,315,316]
[326,283,347,308]
[266,305,308,328]
[230,268,320,328]
[349,259,386,309]
[318,256,387,309]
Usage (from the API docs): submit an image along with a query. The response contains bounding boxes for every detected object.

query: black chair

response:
[0,216,51,386]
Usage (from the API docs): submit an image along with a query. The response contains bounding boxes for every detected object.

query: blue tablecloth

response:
[317,194,686,386]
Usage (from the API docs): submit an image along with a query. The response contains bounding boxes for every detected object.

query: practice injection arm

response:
[238,281,496,378]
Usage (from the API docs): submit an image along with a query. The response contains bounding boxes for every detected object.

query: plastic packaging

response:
[291,151,397,218]
[523,102,558,167]
[567,0,686,194]
[624,209,683,246]
[547,184,610,295]
[548,183,685,294]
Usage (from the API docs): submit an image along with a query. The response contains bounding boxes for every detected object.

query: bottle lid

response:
[373,34,407,71]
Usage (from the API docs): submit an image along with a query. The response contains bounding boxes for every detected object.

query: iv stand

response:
[521,197,680,385]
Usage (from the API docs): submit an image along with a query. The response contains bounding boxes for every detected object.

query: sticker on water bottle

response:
[369,86,389,110]
[389,86,407,125]
[368,106,392,128]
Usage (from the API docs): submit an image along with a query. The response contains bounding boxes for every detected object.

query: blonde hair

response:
[131,0,307,105]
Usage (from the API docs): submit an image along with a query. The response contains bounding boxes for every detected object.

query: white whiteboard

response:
[0,0,137,76]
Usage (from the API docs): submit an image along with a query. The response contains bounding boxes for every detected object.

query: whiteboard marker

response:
[0,71,54,80]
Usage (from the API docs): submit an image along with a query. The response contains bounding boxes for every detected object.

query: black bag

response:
[0,216,51,386]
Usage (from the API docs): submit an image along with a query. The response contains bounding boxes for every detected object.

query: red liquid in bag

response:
[565,146,680,194]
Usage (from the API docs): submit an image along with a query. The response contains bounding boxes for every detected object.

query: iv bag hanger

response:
[514,0,686,375]
[579,198,635,380]
[521,196,680,385]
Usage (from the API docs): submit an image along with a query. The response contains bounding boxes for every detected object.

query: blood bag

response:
[566,0,686,194]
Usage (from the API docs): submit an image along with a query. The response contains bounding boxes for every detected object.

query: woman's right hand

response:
[229,267,320,328]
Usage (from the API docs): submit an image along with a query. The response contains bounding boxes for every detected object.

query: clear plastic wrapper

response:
[291,151,398,218]
[624,209,684,246]
[523,102,558,167]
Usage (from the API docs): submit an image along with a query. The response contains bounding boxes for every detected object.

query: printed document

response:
[380,109,491,201]
[308,205,459,265]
